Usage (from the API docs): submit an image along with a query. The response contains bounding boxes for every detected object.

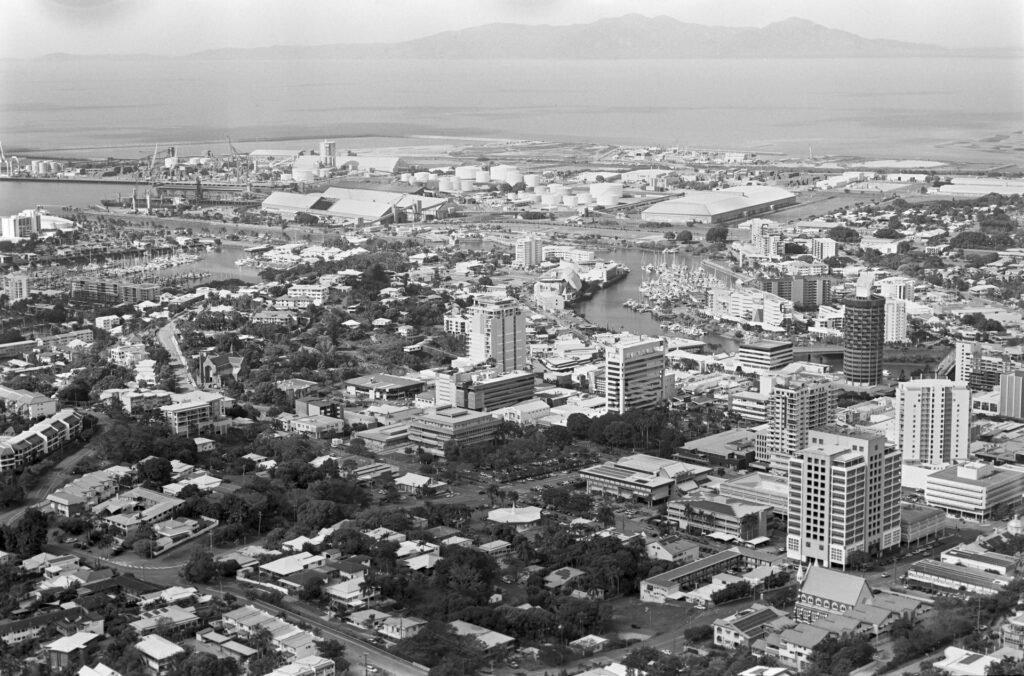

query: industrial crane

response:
[226,136,247,181]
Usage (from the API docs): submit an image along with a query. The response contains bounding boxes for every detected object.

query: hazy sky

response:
[2,0,1021,58]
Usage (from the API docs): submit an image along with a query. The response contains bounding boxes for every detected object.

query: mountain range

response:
[31,15,971,62]
[185,15,952,60]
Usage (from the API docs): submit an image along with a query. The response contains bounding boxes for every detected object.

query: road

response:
[157,317,196,391]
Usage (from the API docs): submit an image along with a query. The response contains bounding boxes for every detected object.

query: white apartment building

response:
[109,344,149,368]
[514,236,543,268]
[707,287,793,331]
[467,295,526,374]
[286,284,329,305]
[896,379,971,466]
[755,372,837,472]
[1,273,30,302]
[541,245,594,263]
[810,238,838,261]
[0,209,41,241]
[884,299,909,343]
[1000,369,1024,419]
[879,276,915,301]
[786,427,902,568]
[604,336,666,414]
[159,391,230,436]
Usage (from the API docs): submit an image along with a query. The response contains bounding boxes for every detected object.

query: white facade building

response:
[810,238,838,261]
[884,299,909,343]
[514,236,543,268]
[467,295,527,374]
[786,427,902,568]
[604,336,666,414]
[896,379,971,466]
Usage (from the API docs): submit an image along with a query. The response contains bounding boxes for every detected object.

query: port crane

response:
[226,136,248,181]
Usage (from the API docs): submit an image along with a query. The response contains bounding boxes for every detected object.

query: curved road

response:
[157,317,197,391]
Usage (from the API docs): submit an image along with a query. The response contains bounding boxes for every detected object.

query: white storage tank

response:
[578,193,592,205]
[414,171,432,182]
[475,170,491,184]
[401,173,413,183]
[541,193,559,206]
[490,164,516,181]
[596,193,619,207]
[164,157,178,169]
[438,177,455,192]
[527,194,543,204]
[459,179,475,192]
[524,174,540,187]
[533,185,548,195]
[455,165,479,180]
[292,168,316,183]
[505,170,523,186]
[562,195,578,208]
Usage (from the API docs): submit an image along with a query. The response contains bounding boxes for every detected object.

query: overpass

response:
[793,344,844,358]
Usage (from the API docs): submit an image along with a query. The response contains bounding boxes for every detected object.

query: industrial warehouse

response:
[260,185,455,225]
[640,185,796,224]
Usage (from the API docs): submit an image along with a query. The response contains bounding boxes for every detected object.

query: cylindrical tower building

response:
[842,295,886,385]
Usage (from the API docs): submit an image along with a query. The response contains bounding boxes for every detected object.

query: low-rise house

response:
[44,631,100,671]
[265,656,337,676]
[714,604,790,649]
[379,616,427,642]
[135,635,185,675]
[645,536,701,565]
[450,620,515,657]
[220,605,317,659]
[259,552,326,580]
[93,487,183,536]
[129,605,200,636]
[544,567,586,590]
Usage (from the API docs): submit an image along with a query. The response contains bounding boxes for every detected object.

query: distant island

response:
[33,15,977,61]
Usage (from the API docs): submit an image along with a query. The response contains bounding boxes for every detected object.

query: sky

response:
[2,0,1021,58]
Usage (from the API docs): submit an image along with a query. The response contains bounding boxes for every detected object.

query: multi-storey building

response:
[884,299,909,343]
[738,340,794,374]
[407,406,500,457]
[108,344,149,368]
[755,275,833,310]
[786,426,902,568]
[1,273,30,302]
[541,245,594,263]
[707,287,793,331]
[0,409,83,475]
[71,278,160,304]
[0,385,57,418]
[434,370,534,412]
[0,209,41,241]
[842,285,885,386]
[467,295,526,373]
[956,341,1024,392]
[159,391,229,436]
[286,284,330,306]
[810,237,838,261]
[895,379,971,466]
[667,496,772,540]
[924,461,1024,521]
[604,336,665,414]
[1000,369,1024,419]
[514,236,543,268]
[879,276,915,301]
[580,453,697,504]
[755,371,837,472]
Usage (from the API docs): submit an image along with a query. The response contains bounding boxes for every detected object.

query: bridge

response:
[793,345,844,358]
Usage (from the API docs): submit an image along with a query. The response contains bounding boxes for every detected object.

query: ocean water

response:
[1,57,1022,163]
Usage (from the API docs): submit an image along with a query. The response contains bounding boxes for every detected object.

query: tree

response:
[705,226,729,242]
[828,225,861,243]
[683,624,713,642]
[182,546,216,583]
[315,639,349,673]
[299,577,324,602]
[676,230,693,243]
[167,653,241,676]
[596,504,616,527]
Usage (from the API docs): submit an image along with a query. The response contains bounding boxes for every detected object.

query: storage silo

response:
[541,194,559,206]
[455,166,479,180]
[401,173,413,183]
[459,179,475,192]
[533,185,548,195]
[414,171,432,182]
[596,193,619,207]
[578,193,592,205]
[563,195,578,208]
[475,170,491,184]
[524,174,540,187]
[527,194,543,204]
[504,170,523,186]
[292,168,316,182]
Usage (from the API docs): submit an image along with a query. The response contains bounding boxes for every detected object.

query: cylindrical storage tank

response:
[541,193,559,206]
[439,177,455,192]
[164,157,178,169]
[488,166,507,182]
[524,174,540,187]
[528,194,543,204]
[401,173,413,183]
[533,185,548,195]
[292,168,316,182]
[563,195,578,208]
[578,193,592,205]
[548,182,563,194]
[188,157,202,166]
[459,179,475,192]
[414,171,432,182]
[596,193,619,207]
[505,170,523,186]
[475,171,491,184]
[455,165,479,180]
[31,160,43,174]
[517,190,530,199]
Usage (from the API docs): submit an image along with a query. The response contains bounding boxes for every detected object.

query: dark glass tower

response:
[842,295,885,385]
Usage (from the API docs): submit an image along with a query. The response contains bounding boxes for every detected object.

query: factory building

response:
[640,186,796,225]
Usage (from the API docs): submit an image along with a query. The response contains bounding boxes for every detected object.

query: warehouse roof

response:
[643,186,794,218]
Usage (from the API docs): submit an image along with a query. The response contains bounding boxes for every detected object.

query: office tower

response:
[1,273,30,302]
[1000,370,1024,420]
[811,237,838,261]
[514,236,544,268]
[787,427,901,567]
[956,341,1024,392]
[896,379,972,465]
[319,140,336,167]
[0,209,41,241]
[884,299,909,344]
[879,276,915,302]
[467,295,526,374]
[604,336,666,414]
[842,274,885,386]
[738,340,794,375]
[755,371,837,471]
